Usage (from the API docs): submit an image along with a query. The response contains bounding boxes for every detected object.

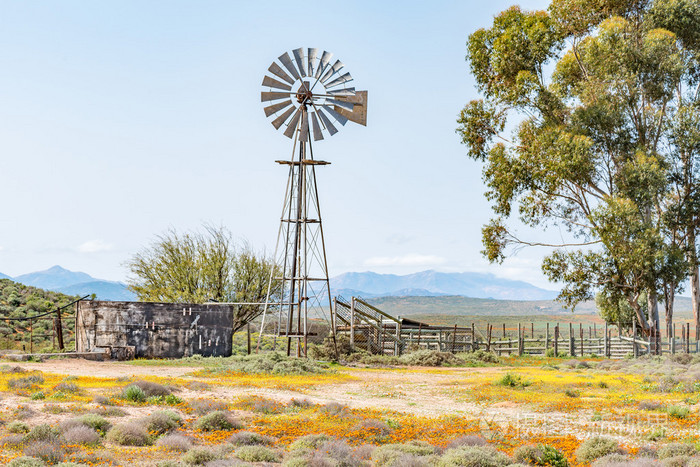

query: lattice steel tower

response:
[258,47,367,356]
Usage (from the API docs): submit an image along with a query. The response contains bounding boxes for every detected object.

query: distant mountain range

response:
[0,267,560,305]
[330,270,559,300]
[0,266,135,301]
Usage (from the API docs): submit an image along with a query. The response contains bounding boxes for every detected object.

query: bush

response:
[156,433,193,452]
[188,398,228,415]
[63,426,101,446]
[372,441,436,466]
[292,440,364,467]
[2,433,27,448]
[564,389,581,398]
[445,435,487,449]
[106,422,152,446]
[8,373,45,390]
[92,395,111,405]
[122,385,147,403]
[31,392,45,401]
[667,405,690,419]
[182,447,219,465]
[399,350,461,367]
[464,350,500,365]
[131,380,173,397]
[288,434,331,452]
[53,382,80,394]
[319,401,348,416]
[497,373,531,388]
[438,446,512,467]
[194,411,240,431]
[658,443,697,459]
[23,441,64,464]
[24,425,62,444]
[143,410,182,436]
[77,414,111,435]
[8,421,30,434]
[7,457,46,467]
[235,445,280,462]
[208,352,330,375]
[89,406,127,418]
[227,431,274,446]
[575,437,621,463]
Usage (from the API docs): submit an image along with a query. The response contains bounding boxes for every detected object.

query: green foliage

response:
[667,405,690,419]
[77,414,112,435]
[204,352,332,375]
[182,447,219,465]
[438,445,513,467]
[24,425,61,444]
[7,457,46,467]
[142,410,182,436]
[125,225,281,333]
[515,444,569,466]
[657,443,697,459]
[121,385,147,403]
[0,279,79,351]
[7,421,30,434]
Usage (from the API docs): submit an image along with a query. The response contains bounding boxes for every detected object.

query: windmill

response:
[258,47,367,357]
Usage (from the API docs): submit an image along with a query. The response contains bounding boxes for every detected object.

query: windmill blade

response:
[327,98,354,111]
[278,52,301,80]
[328,87,355,96]
[292,48,306,78]
[321,60,344,83]
[307,48,318,77]
[325,72,353,89]
[283,107,302,139]
[299,110,309,142]
[310,112,324,141]
[268,62,295,85]
[264,99,292,117]
[261,91,290,102]
[271,105,296,129]
[317,107,339,135]
[315,51,333,79]
[262,75,292,91]
[333,90,368,126]
[322,105,348,126]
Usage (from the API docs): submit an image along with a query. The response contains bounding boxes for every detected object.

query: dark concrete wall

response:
[76,301,234,358]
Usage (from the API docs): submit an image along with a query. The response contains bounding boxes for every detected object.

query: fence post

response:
[569,323,575,357]
[546,323,550,353]
[417,323,422,348]
[452,324,458,353]
[579,323,584,356]
[518,323,523,356]
[486,324,492,352]
[503,323,506,338]
[687,323,691,354]
[30,318,33,354]
[632,319,638,358]
[247,323,251,355]
[671,322,676,355]
[471,323,475,351]
[554,324,559,357]
[350,297,356,348]
[604,322,609,357]
[395,317,402,356]
[56,305,65,351]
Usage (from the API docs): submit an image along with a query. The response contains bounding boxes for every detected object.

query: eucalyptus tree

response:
[457,0,700,333]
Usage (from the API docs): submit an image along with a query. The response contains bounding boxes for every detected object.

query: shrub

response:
[23,441,64,464]
[445,435,487,449]
[189,398,228,415]
[575,437,622,463]
[89,406,127,418]
[8,421,30,434]
[195,411,240,431]
[639,401,662,411]
[122,385,147,403]
[77,414,111,435]
[372,441,436,466]
[564,389,581,398]
[63,426,101,446]
[235,445,280,462]
[14,405,36,420]
[667,405,690,419]
[288,434,331,452]
[288,398,315,410]
[143,410,182,436]
[8,374,44,390]
[92,395,111,405]
[7,457,46,467]
[53,382,80,394]
[497,373,531,388]
[131,380,173,397]
[182,447,219,465]
[106,422,152,446]
[356,418,393,438]
[2,433,27,448]
[209,352,330,375]
[657,443,697,459]
[24,424,62,443]
[399,350,461,367]
[538,445,569,467]
[319,401,348,416]
[31,392,45,400]
[437,446,512,467]
[301,440,365,467]
[227,431,274,446]
[156,433,193,452]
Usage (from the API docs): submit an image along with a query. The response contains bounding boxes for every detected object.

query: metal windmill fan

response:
[258,47,367,357]
[261,47,367,140]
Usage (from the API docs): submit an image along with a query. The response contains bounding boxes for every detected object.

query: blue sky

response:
[0,0,561,288]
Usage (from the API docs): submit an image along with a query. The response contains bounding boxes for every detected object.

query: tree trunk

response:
[692,264,700,339]
[664,283,674,338]
[629,296,650,334]
[648,289,659,327]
